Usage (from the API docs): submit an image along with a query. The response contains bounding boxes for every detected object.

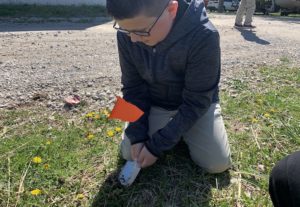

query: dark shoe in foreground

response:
[243,24,256,28]
[234,23,243,28]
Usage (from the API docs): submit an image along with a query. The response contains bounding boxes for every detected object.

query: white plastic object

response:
[118,160,141,186]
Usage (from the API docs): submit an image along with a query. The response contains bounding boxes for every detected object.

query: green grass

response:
[0,4,107,18]
[0,64,299,206]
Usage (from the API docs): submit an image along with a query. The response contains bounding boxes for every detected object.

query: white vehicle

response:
[275,0,300,16]
[207,0,239,11]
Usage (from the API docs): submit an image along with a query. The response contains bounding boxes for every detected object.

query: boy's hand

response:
[137,146,157,168]
[131,143,144,161]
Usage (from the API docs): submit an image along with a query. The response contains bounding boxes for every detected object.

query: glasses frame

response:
[113,0,170,37]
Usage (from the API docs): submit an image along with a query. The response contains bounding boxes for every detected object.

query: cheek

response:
[153,20,171,38]
[149,27,165,40]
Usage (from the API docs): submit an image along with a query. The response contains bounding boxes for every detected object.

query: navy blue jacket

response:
[117,0,221,157]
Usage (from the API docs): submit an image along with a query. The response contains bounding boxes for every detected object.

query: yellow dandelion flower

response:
[107,130,114,137]
[46,141,51,145]
[76,193,85,199]
[87,134,95,140]
[31,189,42,196]
[102,109,110,117]
[32,156,42,164]
[44,164,49,169]
[251,118,258,123]
[115,127,122,132]
[270,108,277,113]
[264,113,271,118]
[85,112,95,118]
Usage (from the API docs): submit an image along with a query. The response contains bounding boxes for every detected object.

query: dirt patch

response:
[0,14,299,110]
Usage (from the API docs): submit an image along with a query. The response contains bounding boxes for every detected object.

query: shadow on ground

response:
[0,17,112,32]
[236,27,271,45]
[91,141,231,207]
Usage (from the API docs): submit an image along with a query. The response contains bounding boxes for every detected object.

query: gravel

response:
[0,14,299,111]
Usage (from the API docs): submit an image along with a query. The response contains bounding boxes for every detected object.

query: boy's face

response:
[116,1,178,46]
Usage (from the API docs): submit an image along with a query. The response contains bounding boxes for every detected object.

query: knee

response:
[205,161,232,174]
[193,155,232,174]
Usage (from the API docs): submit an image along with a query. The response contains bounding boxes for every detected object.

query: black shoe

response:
[243,24,256,28]
[234,23,243,28]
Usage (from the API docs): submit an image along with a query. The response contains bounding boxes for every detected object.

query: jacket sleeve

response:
[117,32,151,144]
[145,31,221,157]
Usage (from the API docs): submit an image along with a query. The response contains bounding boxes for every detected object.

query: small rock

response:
[257,164,265,172]
[32,93,48,101]
[19,96,26,101]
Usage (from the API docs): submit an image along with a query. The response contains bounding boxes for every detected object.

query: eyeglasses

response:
[113,0,170,37]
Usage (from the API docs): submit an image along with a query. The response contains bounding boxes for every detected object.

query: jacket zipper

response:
[152,47,156,54]
[152,47,157,81]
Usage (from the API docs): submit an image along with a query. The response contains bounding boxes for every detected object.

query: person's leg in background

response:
[235,0,247,27]
[269,151,300,207]
[244,0,256,27]
[183,103,231,173]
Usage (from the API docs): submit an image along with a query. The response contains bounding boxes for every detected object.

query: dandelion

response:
[32,156,42,164]
[87,133,95,140]
[43,164,49,170]
[270,108,277,113]
[46,141,51,145]
[85,112,95,118]
[115,127,122,132]
[31,189,42,196]
[251,118,258,123]
[76,193,85,199]
[264,113,271,118]
[107,130,114,137]
[102,109,110,117]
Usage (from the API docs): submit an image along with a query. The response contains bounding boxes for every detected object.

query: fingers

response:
[131,143,144,161]
[137,146,158,168]
[137,149,145,167]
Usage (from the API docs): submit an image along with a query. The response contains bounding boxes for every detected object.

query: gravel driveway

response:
[0,14,299,110]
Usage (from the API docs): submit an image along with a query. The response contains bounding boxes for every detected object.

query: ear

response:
[167,0,179,19]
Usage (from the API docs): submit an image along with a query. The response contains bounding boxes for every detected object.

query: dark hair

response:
[106,0,170,20]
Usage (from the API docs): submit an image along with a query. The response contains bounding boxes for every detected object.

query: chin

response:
[143,41,157,47]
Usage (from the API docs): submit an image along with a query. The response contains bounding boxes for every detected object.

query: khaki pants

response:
[121,103,232,173]
[235,0,256,25]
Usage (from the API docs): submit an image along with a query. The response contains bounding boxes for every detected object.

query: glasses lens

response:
[134,31,149,36]
[113,22,150,36]
[118,28,130,34]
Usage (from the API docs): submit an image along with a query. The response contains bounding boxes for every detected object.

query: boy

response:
[106,0,231,173]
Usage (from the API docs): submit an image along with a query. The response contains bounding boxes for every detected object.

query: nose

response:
[130,33,142,43]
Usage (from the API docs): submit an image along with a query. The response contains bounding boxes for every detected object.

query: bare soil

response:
[0,14,299,110]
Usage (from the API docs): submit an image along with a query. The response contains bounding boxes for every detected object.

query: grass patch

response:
[0,4,107,18]
[0,64,299,206]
